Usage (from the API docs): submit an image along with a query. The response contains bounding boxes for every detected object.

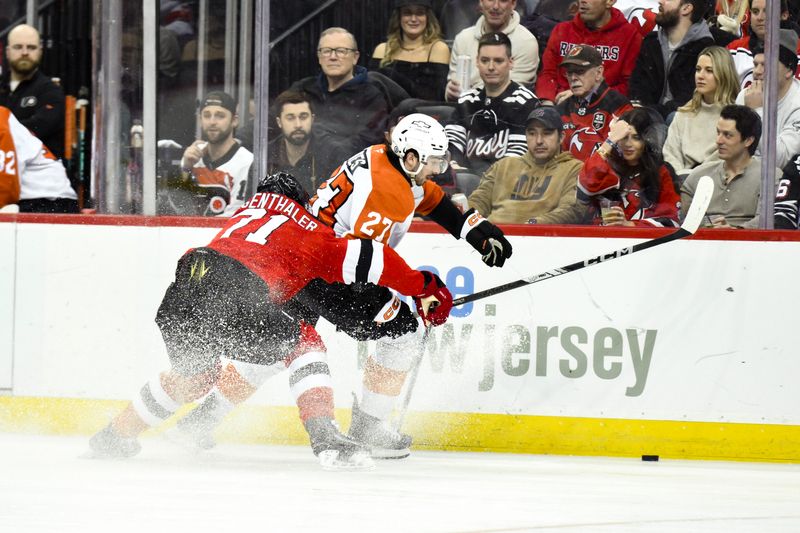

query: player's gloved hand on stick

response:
[414,271,453,327]
[460,209,513,267]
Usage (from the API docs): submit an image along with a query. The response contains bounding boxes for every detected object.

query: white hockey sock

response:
[287,351,332,401]
[359,388,397,421]
[131,376,182,428]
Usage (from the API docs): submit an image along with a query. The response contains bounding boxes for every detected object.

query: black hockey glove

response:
[460,209,513,267]
[414,271,453,327]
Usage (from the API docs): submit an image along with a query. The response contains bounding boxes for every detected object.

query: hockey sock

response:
[217,361,281,404]
[359,388,398,420]
[287,349,334,422]
[360,357,408,420]
[126,373,183,435]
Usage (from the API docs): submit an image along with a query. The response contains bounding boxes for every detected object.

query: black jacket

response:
[267,132,340,196]
[289,66,389,164]
[629,27,714,119]
[0,70,65,159]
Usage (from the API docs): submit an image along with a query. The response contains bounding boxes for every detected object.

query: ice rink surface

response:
[1,433,799,533]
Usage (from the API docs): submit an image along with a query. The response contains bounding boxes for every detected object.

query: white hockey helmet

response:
[390,113,449,178]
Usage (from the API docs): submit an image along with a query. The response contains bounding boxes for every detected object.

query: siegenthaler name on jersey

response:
[244,192,319,231]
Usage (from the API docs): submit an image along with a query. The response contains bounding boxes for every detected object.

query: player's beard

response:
[655,9,679,29]
[10,56,40,77]
[286,129,310,146]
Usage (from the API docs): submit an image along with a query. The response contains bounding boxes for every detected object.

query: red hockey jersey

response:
[205,191,425,303]
[536,8,643,102]
[577,152,680,227]
[557,82,633,162]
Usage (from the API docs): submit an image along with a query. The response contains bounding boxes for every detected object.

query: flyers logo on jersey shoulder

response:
[345,149,369,174]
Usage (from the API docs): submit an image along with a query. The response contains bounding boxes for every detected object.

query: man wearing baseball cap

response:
[467,105,588,224]
[180,90,254,216]
[536,0,642,103]
[736,29,800,168]
[556,44,633,162]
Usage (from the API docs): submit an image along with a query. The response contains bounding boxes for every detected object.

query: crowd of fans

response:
[4,0,800,229]
[260,0,800,230]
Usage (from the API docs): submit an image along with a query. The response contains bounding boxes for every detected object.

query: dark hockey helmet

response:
[257,171,310,207]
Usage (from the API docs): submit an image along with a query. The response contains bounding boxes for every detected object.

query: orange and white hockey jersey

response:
[309,144,445,248]
[0,106,75,208]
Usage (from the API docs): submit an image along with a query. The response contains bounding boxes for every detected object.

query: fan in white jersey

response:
[179,91,254,216]
[0,105,77,213]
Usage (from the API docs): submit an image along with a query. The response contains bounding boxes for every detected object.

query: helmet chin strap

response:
[401,160,421,179]
[401,154,423,181]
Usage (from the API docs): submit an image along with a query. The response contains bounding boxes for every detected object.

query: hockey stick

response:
[451,175,714,307]
[393,176,713,431]
[393,323,432,431]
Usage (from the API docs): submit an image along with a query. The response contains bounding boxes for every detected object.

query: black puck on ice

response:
[641,455,659,462]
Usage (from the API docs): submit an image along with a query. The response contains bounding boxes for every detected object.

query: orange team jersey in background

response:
[0,105,75,208]
[0,106,22,206]
[310,144,445,248]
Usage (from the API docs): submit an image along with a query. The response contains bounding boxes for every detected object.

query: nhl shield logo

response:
[21,96,38,108]
[592,112,606,131]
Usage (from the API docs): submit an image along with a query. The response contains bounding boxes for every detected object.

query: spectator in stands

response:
[663,46,739,177]
[445,32,540,176]
[784,2,800,34]
[290,27,389,163]
[681,105,772,228]
[629,0,715,121]
[736,31,800,169]
[536,0,643,103]
[179,91,253,216]
[728,0,800,88]
[615,0,659,36]
[267,90,339,196]
[445,0,539,101]
[0,106,76,213]
[0,24,65,161]
[556,44,633,162]
[468,106,588,224]
[774,152,800,229]
[578,107,680,227]
[370,0,451,102]
[713,0,749,43]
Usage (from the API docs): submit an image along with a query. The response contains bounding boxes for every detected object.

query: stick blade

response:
[682,175,713,234]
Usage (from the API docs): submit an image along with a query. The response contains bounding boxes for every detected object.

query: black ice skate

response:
[88,424,141,459]
[170,397,222,451]
[304,416,373,470]
[348,396,412,459]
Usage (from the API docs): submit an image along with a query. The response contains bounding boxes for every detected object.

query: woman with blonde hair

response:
[663,45,740,177]
[370,0,450,101]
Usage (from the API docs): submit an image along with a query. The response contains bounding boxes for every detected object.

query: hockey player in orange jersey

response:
[177,113,513,459]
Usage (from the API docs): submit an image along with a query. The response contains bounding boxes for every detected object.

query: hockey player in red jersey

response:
[88,172,453,466]
[177,113,514,459]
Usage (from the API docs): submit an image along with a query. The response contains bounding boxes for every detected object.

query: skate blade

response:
[80,448,135,460]
[369,447,410,460]
[162,426,216,452]
[318,450,375,471]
